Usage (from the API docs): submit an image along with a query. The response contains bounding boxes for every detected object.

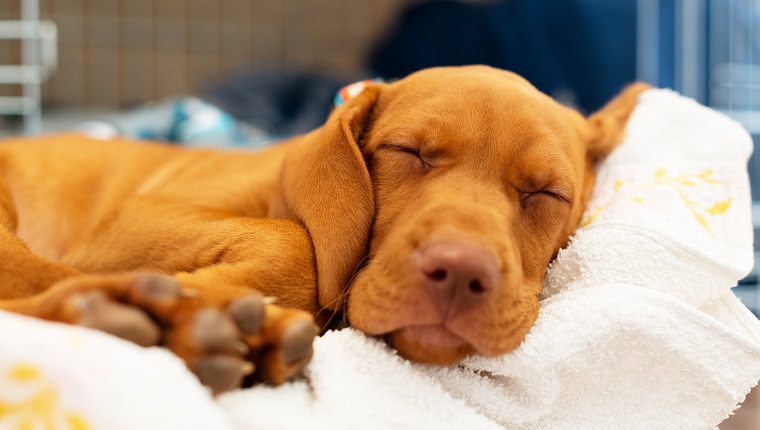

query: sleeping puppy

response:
[0,66,648,393]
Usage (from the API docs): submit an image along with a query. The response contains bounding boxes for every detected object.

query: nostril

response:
[468,279,486,294]
[428,268,447,281]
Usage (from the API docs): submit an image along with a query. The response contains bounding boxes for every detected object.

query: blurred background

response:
[0,0,758,313]
[0,1,759,426]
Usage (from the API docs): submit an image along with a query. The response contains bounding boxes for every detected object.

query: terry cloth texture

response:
[0,88,758,429]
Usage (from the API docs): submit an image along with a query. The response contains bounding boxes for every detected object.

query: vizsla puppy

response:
[0,66,648,393]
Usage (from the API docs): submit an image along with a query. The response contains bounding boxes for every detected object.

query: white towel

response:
[221,88,760,429]
[1,88,759,430]
[0,311,234,430]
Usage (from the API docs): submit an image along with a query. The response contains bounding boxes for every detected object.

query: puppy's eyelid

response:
[519,192,534,208]
[520,190,571,208]
[399,146,421,157]
[378,143,419,154]
[542,187,574,205]
[378,143,431,170]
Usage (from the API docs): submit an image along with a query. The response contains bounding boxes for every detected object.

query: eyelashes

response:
[397,146,423,159]
[376,143,573,210]
[379,144,431,170]
[520,190,567,209]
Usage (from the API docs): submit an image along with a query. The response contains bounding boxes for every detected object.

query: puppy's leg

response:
[60,198,324,313]
[0,183,80,300]
[0,192,166,354]
[172,262,321,388]
[1,272,316,393]
[0,199,323,393]
[0,230,81,299]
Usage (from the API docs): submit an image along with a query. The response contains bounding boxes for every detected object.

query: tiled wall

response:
[0,0,411,108]
[0,2,22,99]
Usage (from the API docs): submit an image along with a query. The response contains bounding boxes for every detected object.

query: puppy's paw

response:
[34,272,318,394]
[166,293,318,393]
[38,272,183,346]
[62,289,162,347]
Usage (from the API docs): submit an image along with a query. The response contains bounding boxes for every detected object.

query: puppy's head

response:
[277,66,648,363]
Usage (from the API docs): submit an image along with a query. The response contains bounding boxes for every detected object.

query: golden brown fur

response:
[0,66,648,391]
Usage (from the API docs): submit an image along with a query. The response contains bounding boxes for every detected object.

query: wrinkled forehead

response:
[370,67,580,157]
[380,66,545,116]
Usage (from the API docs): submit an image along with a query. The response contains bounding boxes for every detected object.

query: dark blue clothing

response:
[370,0,637,113]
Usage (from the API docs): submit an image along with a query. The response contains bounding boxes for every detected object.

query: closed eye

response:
[397,146,422,158]
[378,144,430,170]
[520,190,571,208]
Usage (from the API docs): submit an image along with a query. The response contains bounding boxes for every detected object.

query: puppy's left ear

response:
[273,86,381,311]
[586,82,652,160]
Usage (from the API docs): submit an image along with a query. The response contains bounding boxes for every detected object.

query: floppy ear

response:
[273,86,380,310]
[586,82,652,160]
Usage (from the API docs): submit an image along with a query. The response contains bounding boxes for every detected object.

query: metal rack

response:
[0,0,57,134]
[637,0,760,314]
[637,0,759,122]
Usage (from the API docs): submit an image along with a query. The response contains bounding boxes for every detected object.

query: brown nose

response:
[417,240,500,317]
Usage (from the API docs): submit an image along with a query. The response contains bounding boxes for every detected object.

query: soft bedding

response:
[1,88,759,430]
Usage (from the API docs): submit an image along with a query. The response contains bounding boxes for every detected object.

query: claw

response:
[192,309,242,354]
[180,288,199,298]
[126,273,183,316]
[132,273,182,301]
[233,340,250,356]
[281,319,319,364]
[228,294,265,335]
[241,361,255,376]
[69,291,160,347]
[192,355,255,395]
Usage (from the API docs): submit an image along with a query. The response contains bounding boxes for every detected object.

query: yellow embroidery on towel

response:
[0,363,91,430]
[65,414,90,430]
[580,203,609,227]
[581,168,731,235]
[706,199,732,215]
[8,365,40,382]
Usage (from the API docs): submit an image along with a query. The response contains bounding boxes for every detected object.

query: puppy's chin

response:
[388,325,477,365]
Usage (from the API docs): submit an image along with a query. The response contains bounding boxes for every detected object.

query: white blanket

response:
[1,89,759,430]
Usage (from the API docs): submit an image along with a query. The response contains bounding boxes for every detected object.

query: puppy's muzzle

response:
[416,240,501,320]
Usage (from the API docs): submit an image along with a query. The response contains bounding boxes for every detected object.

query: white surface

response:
[1,88,759,429]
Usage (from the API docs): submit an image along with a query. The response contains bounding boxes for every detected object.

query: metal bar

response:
[0,21,56,81]
[0,65,41,84]
[709,0,721,107]
[637,0,661,85]
[678,0,706,101]
[38,21,56,80]
[20,0,41,134]
[728,0,736,111]
[0,20,39,38]
[717,109,760,134]
[748,0,756,112]
[0,96,36,115]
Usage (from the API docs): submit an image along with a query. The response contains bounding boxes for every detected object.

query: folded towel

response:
[545,89,755,308]
[220,287,760,430]
[1,88,758,430]
[220,88,760,429]
[0,311,234,430]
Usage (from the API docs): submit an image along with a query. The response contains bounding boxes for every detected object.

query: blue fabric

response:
[370,0,637,113]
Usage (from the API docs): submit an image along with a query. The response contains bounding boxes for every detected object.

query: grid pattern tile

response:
[1,0,411,108]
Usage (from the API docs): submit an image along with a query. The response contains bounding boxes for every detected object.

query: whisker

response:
[316,254,370,332]
[515,290,541,315]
